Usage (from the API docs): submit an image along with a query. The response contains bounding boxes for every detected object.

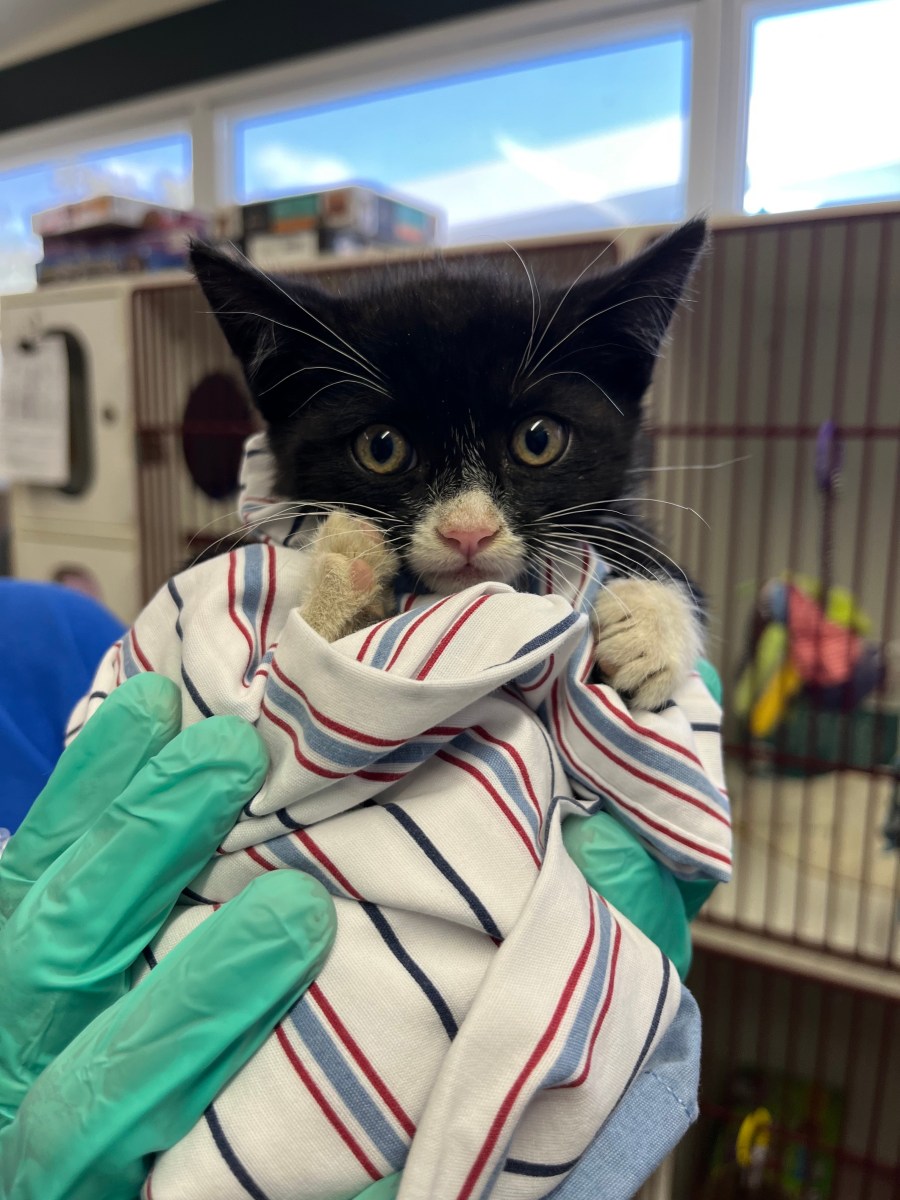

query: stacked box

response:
[32,196,210,284]
[241,185,439,267]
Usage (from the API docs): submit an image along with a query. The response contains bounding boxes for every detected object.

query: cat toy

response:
[703,1107,790,1199]
[734,424,884,739]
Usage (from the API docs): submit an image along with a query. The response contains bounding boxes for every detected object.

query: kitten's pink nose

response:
[439,526,499,562]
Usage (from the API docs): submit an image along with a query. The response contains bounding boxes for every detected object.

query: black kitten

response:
[192,221,707,709]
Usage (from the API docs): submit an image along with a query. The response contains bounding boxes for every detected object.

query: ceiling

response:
[0,0,218,70]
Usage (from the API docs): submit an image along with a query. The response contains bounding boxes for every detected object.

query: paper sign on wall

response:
[0,334,70,485]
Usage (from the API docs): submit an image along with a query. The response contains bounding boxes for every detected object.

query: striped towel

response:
[69,437,730,1200]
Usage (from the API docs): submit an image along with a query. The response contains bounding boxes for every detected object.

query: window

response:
[0,132,192,293]
[744,0,900,214]
[234,32,690,245]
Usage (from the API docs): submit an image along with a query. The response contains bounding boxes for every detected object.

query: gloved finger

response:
[562,811,693,979]
[353,1174,402,1199]
[0,870,336,1200]
[674,876,718,921]
[0,674,182,925]
[0,715,268,1125]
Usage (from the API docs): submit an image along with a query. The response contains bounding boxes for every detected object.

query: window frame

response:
[726,0,896,215]
[0,0,716,227]
[0,109,195,190]
[0,112,197,293]
[220,2,701,234]
[0,0,892,266]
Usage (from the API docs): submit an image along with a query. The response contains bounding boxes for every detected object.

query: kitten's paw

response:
[592,578,702,711]
[300,513,399,642]
[310,511,397,584]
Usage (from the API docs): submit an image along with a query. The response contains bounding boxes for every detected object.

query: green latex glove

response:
[696,656,723,705]
[562,812,694,978]
[356,1177,402,1199]
[677,657,722,922]
[562,659,723,977]
[0,673,337,1200]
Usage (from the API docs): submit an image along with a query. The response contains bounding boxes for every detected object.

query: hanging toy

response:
[735,423,886,741]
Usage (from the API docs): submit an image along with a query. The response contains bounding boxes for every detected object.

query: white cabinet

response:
[1,276,166,623]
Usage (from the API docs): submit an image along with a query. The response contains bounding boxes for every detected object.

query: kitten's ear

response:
[190,241,338,400]
[550,218,708,402]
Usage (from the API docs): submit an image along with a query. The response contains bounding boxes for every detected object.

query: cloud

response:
[50,160,192,208]
[247,144,351,192]
[397,117,684,231]
[495,119,684,205]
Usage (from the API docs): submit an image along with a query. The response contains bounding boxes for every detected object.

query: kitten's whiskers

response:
[534,533,635,620]
[522,369,622,415]
[287,377,389,417]
[522,232,626,374]
[626,455,750,474]
[544,520,695,589]
[540,530,656,582]
[228,244,388,383]
[257,363,391,399]
[204,309,385,388]
[525,292,674,380]
[528,497,709,529]
[530,537,589,584]
[504,242,542,385]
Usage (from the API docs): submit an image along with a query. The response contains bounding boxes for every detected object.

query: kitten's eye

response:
[353,425,414,475]
[510,416,568,467]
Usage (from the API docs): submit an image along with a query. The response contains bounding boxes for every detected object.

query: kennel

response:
[652,210,900,1198]
[650,212,900,984]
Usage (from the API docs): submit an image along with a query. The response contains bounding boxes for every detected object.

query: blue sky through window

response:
[236,33,690,243]
[0,133,191,293]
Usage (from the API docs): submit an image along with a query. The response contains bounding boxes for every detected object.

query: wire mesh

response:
[680,946,900,1199]
[650,212,900,970]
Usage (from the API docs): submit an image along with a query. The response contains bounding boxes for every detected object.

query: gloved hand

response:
[561,659,722,979]
[562,810,715,979]
[359,665,723,1200]
[0,662,719,1200]
[0,673,337,1200]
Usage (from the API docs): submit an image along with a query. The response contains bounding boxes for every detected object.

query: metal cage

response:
[649,213,900,975]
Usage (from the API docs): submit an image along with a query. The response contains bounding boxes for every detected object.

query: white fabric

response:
[70,434,731,1200]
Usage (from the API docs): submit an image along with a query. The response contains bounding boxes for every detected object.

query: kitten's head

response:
[193,221,706,591]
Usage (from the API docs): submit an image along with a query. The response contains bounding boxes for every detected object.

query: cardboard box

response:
[242,194,319,238]
[245,231,320,270]
[241,185,440,257]
[35,224,203,284]
[32,195,203,238]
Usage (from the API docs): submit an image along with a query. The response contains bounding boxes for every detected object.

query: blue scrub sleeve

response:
[0,580,124,834]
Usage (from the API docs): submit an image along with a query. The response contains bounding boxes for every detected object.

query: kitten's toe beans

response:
[594,633,690,712]
[301,552,385,641]
[356,537,399,585]
[314,513,398,583]
[317,552,380,608]
[349,558,376,594]
[312,551,353,593]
